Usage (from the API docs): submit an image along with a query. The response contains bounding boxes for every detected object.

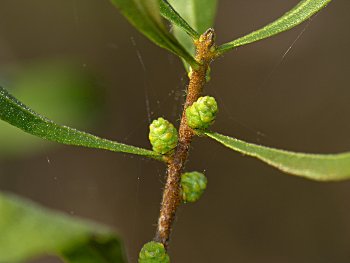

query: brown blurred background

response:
[1,0,350,262]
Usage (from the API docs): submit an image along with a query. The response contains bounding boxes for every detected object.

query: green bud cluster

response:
[181,171,207,203]
[138,241,170,263]
[186,96,218,130]
[149,118,178,154]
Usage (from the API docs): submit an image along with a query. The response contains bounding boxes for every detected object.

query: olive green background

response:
[1,0,350,262]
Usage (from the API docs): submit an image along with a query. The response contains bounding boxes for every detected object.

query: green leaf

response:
[166,0,218,70]
[163,0,217,71]
[110,0,198,68]
[218,0,332,54]
[0,60,100,157]
[206,132,350,181]
[159,0,200,40]
[0,192,127,263]
[0,86,164,161]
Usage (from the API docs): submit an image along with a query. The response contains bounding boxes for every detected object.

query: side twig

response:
[154,29,217,248]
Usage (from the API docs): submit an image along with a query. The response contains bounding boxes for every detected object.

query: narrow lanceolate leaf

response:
[110,0,198,68]
[166,0,218,70]
[167,0,218,35]
[218,0,332,54]
[159,0,199,40]
[0,192,126,263]
[0,86,164,161]
[206,132,350,182]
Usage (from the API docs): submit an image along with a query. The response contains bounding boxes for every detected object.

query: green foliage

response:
[0,0,344,261]
[159,0,199,39]
[206,132,350,181]
[0,60,99,157]
[186,96,218,130]
[181,172,207,203]
[0,86,163,161]
[218,0,332,54]
[149,117,178,154]
[167,0,218,48]
[110,0,198,68]
[165,0,218,70]
[0,193,126,263]
[138,241,170,263]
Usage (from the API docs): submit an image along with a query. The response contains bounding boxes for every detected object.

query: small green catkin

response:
[186,96,218,130]
[181,171,208,203]
[149,117,178,154]
[138,241,170,263]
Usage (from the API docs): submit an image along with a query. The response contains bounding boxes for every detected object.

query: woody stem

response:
[154,29,217,248]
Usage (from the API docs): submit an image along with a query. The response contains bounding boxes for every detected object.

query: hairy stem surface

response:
[154,29,216,248]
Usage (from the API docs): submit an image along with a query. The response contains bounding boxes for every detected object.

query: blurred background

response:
[1,0,350,262]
